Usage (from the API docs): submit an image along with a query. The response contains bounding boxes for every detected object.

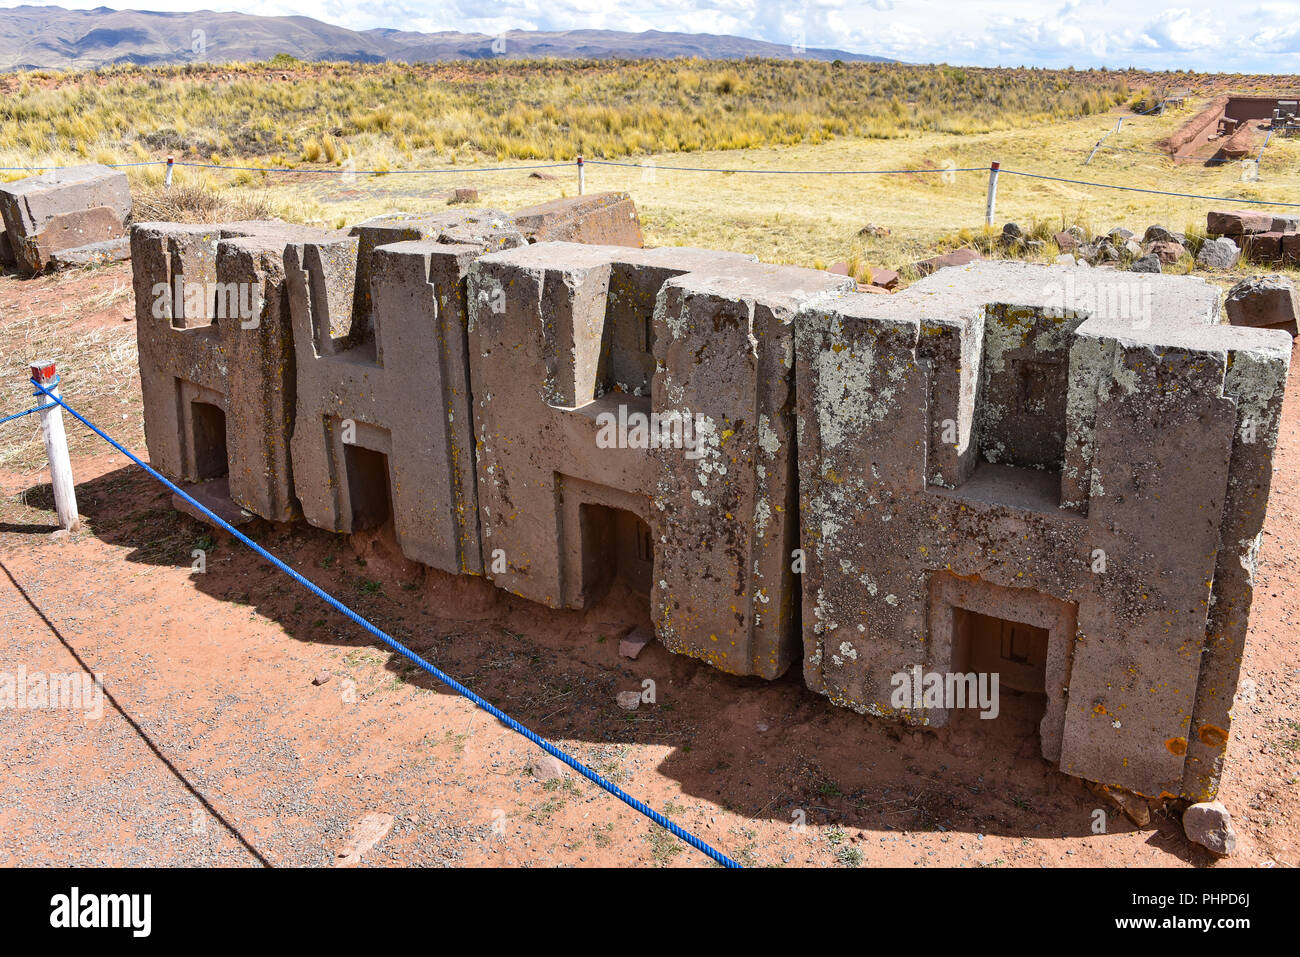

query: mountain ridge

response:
[0,6,893,71]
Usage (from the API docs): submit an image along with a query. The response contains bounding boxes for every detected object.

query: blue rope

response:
[1000,168,1300,208]
[172,161,573,175]
[586,159,988,174]
[0,402,55,426]
[27,376,739,868]
[0,162,164,171]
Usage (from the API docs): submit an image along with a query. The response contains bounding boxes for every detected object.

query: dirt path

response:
[0,263,1295,868]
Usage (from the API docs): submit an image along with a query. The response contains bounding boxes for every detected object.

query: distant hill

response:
[0,6,893,71]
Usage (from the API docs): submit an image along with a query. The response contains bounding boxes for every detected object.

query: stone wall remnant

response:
[0,164,131,274]
[794,261,1290,801]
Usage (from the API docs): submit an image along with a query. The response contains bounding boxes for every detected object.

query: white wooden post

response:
[165,155,174,188]
[984,161,1000,228]
[577,155,585,196]
[30,361,79,532]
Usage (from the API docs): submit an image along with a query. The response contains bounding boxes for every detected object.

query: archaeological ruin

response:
[130,203,1292,807]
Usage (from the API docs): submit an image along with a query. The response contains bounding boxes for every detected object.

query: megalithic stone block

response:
[0,164,131,273]
[795,260,1290,800]
[651,262,854,679]
[131,219,342,521]
[284,209,524,574]
[513,192,643,247]
[466,242,761,620]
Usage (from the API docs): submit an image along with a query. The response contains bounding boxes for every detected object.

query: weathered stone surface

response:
[1182,801,1237,855]
[450,187,479,204]
[1145,240,1189,266]
[130,223,1290,809]
[344,210,519,341]
[0,229,14,266]
[1142,225,1185,245]
[468,242,850,678]
[1284,233,1300,265]
[131,219,341,521]
[794,260,1290,800]
[527,752,569,780]
[1225,275,1299,333]
[46,236,131,269]
[513,192,643,247]
[0,164,131,273]
[1207,209,1275,236]
[1196,237,1241,270]
[1271,214,1299,234]
[912,248,981,276]
[284,210,525,573]
[1130,254,1162,273]
[1242,231,1284,263]
[1054,230,1080,253]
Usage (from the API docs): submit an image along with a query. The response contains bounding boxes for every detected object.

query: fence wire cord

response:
[22,376,741,869]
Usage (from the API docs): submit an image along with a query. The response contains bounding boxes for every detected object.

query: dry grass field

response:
[1,60,1297,275]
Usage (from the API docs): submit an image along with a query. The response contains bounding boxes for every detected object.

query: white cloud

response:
[4,0,1300,70]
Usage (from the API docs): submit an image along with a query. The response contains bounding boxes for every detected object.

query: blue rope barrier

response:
[26,376,739,869]
[0,402,55,427]
[0,161,165,171]
[999,168,1300,208]
[172,161,573,175]
[585,159,988,174]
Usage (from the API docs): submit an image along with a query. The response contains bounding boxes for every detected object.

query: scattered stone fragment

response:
[1145,240,1188,266]
[1196,237,1242,270]
[619,626,653,660]
[449,187,479,204]
[45,237,131,269]
[312,670,332,686]
[1143,224,1184,245]
[1225,275,1299,333]
[1130,253,1161,273]
[1086,781,1151,827]
[857,223,891,237]
[912,247,981,276]
[616,691,641,711]
[527,752,569,781]
[334,812,395,867]
[1182,801,1237,856]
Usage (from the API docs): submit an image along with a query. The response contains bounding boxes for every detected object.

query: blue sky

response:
[10,1,1300,71]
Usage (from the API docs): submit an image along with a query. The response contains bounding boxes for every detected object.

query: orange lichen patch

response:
[1198,724,1229,748]
[1165,736,1188,756]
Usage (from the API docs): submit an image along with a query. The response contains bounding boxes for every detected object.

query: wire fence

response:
[1,374,742,869]
[3,150,1292,216]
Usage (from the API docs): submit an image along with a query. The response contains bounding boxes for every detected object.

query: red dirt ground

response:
[0,261,1295,868]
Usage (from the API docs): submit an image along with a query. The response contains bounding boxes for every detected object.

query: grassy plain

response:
[1,59,1297,274]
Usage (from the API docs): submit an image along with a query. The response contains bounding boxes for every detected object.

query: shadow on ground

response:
[7,460,1205,858]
